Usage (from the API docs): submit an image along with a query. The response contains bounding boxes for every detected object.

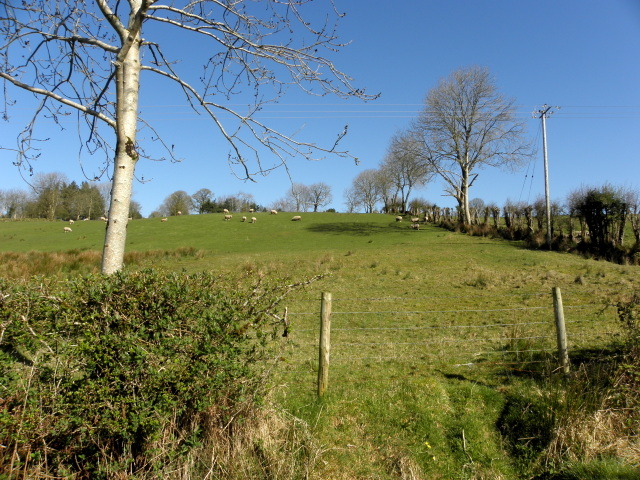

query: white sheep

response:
[395,216,403,222]
[63,227,72,233]
[251,217,257,223]
[161,218,168,222]
[411,217,420,223]
[270,209,278,215]
[69,219,75,224]
[224,214,232,221]
[223,208,229,214]
[100,216,108,222]
[410,223,420,230]
[241,216,247,222]
[249,208,255,213]
[177,211,182,215]
[291,215,302,221]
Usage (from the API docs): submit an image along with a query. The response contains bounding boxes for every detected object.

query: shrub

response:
[0,269,306,478]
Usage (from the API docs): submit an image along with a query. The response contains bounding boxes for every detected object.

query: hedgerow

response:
[0,269,308,479]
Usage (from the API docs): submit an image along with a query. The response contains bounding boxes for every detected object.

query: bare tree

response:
[349,168,382,213]
[308,182,332,212]
[1,0,376,273]
[287,182,312,212]
[343,186,358,213]
[381,131,434,214]
[374,168,397,214]
[412,66,533,224]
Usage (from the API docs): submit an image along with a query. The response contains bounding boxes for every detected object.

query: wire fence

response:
[283,289,620,372]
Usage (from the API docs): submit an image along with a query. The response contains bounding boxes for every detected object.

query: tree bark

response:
[101,7,142,275]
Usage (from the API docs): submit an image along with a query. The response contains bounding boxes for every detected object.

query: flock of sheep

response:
[395,215,422,230]
[62,215,128,232]
[62,212,430,233]
[218,209,301,223]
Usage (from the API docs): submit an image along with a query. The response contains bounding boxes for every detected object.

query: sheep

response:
[411,217,420,223]
[270,209,278,215]
[410,223,420,230]
[251,217,257,223]
[291,215,302,221]
[241,216,247,222]
[69,219,75,224]
[223,208,229,214]
[395,216,403,222]
[100,216,108,222]
[177,211,182,215]
[63,227,72,233]
[224,214,232,221]
[249,208,255,213]
[161,218,168,222]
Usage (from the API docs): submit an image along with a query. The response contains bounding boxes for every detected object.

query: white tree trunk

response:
[101,12,142,275]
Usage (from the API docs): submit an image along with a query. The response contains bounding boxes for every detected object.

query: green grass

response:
[2,213,639,478]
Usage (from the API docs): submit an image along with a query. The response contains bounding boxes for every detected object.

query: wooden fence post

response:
[552,286,570,374]
[317,292,332,398]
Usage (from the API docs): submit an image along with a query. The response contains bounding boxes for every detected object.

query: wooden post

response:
[317,292,332,397]
[552,287,570,374]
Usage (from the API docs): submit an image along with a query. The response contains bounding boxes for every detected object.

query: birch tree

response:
[413,66,533,224]
[1,0,376,273]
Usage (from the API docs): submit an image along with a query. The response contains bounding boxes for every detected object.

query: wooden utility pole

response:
[534,105,558,248]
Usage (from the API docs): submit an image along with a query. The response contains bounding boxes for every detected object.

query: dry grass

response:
[546,409,640,468]
[189,403,323,480]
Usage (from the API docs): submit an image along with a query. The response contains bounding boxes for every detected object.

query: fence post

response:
[317,292,332,398]
[552,286,570,374]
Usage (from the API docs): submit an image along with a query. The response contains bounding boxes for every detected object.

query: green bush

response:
[0,269,298,478]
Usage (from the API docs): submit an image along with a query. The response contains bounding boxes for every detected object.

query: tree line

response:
[0,172,142,221]
[149,182,334,217]
[430,184,640,264]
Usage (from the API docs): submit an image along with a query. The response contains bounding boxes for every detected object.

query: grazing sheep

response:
[395,216,403,222]
[291,215,302,221]
[223,208,229,214]
[177,211,182,215]
[410,223,420,230]
[69,219,75,224]
[161,218,168,222]
[63,227,72,233]
[224,214,232,221]
[251,217,257,223]
[411,217,420,223]
[100,216,108,222]
[270,209,278,215]
[249,208,255,213]
[241,216,247,222]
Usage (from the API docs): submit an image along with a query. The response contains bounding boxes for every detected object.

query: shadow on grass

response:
[305,222,410,236]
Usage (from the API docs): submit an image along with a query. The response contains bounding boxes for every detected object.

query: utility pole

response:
[533,104,558,248]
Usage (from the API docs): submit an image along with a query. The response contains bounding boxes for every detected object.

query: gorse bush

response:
[0,269,307,479]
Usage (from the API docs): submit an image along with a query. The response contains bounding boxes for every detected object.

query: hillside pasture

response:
[1,213,638,478]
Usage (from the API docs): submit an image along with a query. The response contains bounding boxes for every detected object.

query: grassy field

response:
[2,213,639,478]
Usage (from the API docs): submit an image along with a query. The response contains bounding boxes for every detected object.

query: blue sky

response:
[2,0,639,217]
